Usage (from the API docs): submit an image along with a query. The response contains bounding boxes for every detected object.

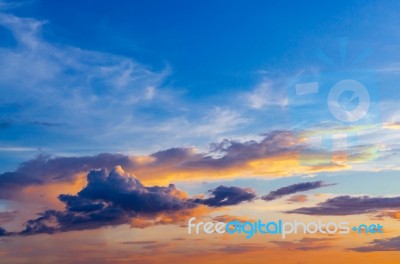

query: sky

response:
[1,0,400,263]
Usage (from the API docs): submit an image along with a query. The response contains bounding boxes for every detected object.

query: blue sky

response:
[1,0,400,173]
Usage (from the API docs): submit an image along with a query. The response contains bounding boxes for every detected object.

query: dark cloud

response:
[76,167,194,213]
[287,196,400,215]
[19,166,197,235]
[190,186,256,207]
[4,166,258,236]
[262,181,335,201]
[350,236,400,252]
[0,227,7,236]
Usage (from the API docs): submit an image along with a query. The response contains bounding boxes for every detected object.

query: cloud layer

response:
[0,131,351,200]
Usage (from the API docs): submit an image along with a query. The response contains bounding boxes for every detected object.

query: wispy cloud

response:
[350,236,400,252]
[0,11,172,153]
[244,79,288,109]
[262,181,335,201]
[272,237,336,251]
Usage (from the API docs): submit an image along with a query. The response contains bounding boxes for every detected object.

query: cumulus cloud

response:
[76,166,193,213]
[262,181,335,201]
[287,195,400,215]
[350,236,400,252]
[190,186,256,207]
[18,166,199,235]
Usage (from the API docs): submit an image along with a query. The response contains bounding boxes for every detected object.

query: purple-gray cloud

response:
[262,181,335,201]
[287,195,400,215]
[350,236,400,252]
[190,186,256,207]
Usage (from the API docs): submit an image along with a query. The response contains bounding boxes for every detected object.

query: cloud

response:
[194,108,249,135]
[0,131,296,197]
[212,214,255,223]
[0,11,171,152]
[209,131,297,163]
[286,195,400,215]
[244,79,288,109]
[0,10,257,154]
[262,181,335,201]
[0,227,7,236]
[287,195,308,203]
[190,186,256,207]
[218,244,266,254]
[0,211,18,224]
[76,166,193,212]
[271,237,336,251]
[121,241,157,245]
[0,153,132,198]
[18,166,200,235]
[0,131,353,200]
[350,236,400,252]
[372,210,400,220]
[383,122,400,130]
